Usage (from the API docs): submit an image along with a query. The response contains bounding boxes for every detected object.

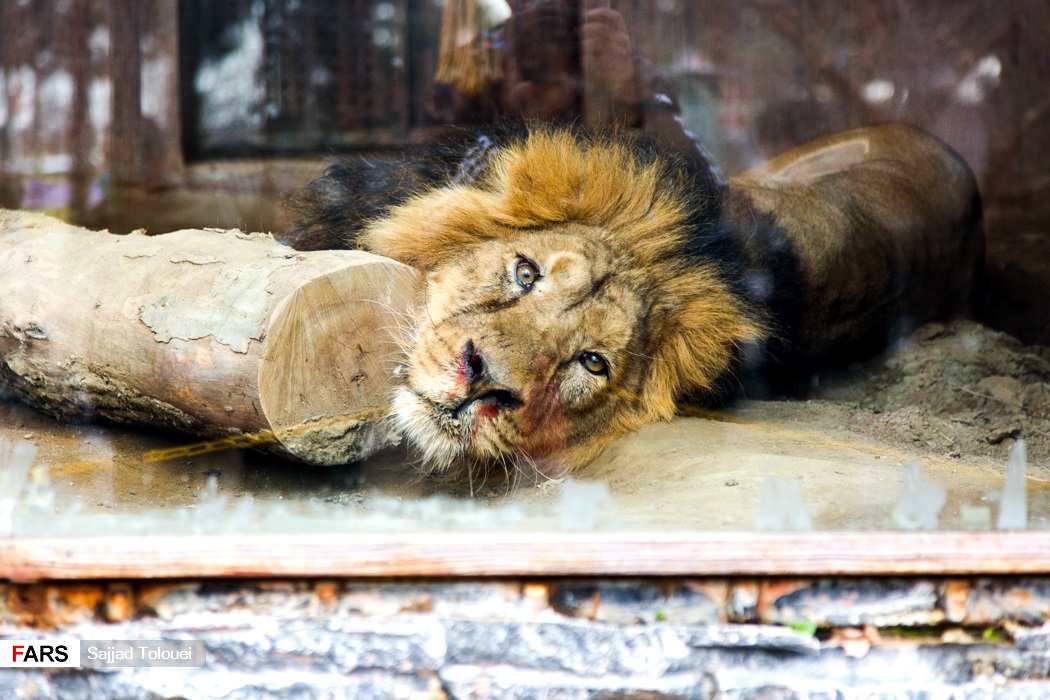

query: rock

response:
[986,425,1022,445]
[913,322,949,343]
[1022,383,1050,418]
[976,376,1024,409]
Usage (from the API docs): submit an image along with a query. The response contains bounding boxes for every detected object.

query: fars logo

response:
[0,640,81,668]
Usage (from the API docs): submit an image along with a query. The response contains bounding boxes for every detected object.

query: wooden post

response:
[69,0,95,222]
[109,0,144,187]
[0,211,420,465]
[145,0,186,186]
[108,0,184,188]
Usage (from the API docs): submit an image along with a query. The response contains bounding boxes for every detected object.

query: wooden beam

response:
[3,531,1049,582]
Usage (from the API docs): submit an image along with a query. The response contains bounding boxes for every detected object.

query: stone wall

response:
[3,577,1050,698]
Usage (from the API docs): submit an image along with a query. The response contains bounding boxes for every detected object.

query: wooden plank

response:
[2,531,1050,582]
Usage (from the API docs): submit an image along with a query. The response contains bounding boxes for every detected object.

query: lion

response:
[281,123,984,480]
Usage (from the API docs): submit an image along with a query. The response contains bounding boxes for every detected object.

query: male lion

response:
[282,124,984,479]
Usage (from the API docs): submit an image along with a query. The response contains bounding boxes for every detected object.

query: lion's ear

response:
[360,187,501,269]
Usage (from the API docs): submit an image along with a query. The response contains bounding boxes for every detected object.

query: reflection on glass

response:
[0,0,1048,538]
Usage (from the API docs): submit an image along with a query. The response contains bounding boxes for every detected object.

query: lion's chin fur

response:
[389,387,467,476]
[390,384,583,488]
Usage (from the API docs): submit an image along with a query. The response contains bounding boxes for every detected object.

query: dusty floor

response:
[2,319,1048,535]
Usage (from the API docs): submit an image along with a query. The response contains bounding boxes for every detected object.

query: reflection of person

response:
[753,98,838,161]
[427,0,702,160]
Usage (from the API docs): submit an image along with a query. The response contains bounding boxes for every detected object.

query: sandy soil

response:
[785,320,1050,465]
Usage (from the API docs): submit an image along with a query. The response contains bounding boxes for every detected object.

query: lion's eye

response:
[514,258,540,289]
[579,351,608,375]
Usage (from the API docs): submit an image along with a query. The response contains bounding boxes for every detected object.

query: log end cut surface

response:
[259,253,420,465]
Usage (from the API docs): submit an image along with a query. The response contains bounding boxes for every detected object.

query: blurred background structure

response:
[1,0,1048,343]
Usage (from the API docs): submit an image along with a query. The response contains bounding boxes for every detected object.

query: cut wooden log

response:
[0,210,420,465]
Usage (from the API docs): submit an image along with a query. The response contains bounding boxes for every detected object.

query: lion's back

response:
[727,124,984,375]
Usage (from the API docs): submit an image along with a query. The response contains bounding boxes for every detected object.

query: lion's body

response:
[728,125,984,379]
[283,124,983,478]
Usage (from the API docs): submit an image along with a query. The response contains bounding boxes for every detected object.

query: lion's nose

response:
[461,339,486,385]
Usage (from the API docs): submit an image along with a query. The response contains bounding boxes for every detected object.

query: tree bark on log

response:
[0,210,420,465]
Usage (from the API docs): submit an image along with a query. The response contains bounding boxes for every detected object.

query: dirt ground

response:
[2,318,1048,534]
[766,319,1050,465]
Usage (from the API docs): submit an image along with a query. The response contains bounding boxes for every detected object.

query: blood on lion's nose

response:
[460,339,486,385]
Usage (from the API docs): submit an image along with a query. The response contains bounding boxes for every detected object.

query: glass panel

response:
[1,0,1048,539]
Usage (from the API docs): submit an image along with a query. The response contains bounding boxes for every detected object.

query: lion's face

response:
[359,129,764,479]
[391,226,654,475]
